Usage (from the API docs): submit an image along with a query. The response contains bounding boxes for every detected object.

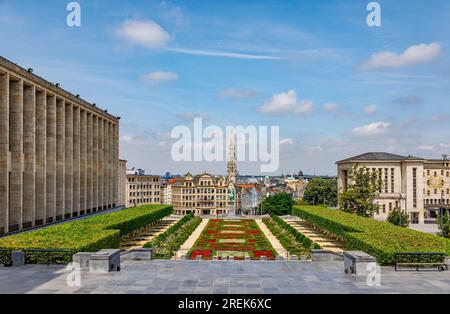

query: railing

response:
[395,252,448,272]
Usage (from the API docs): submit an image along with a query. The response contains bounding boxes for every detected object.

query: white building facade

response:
[337,153,450,225]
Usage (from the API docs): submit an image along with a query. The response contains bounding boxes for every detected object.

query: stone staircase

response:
[120,216,180,251]
[282,218,344,253]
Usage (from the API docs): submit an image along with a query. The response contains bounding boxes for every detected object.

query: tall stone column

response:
[0,72,8,234]
[92,115,98,211]
[109,122,113,208]
[64,102,73,218]
[104,121,110,208]
[98,118,104,210]
[113,123,118,207]
[35,89,46,225]
[56,98,65,220]
[9,79,23,232]
[73,106,80,216]
[80,109,87,214]
[23,84,35,228]
[46,95,56,222]
[86,113,93,212]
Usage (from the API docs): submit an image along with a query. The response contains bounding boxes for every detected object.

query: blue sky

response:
[1,0,450,175]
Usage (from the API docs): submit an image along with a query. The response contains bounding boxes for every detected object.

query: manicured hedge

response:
[144,214,202,259]
[292,206,450,265]
[0,205,173,264]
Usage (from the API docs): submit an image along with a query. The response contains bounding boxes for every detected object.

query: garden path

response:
[255,219,288,258]
[120,216,180,251]
[175,218,209,259]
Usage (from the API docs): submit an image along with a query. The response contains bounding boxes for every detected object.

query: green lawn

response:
[0,205,172,264]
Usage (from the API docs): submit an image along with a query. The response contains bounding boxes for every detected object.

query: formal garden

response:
[0,205,173,264]
[187,219,276,260]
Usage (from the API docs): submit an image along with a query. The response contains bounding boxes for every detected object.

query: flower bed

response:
[262,216,316,257]
[143,213,202,259]
[0,205,173,264]
[188,219,276,260]
[292,206,450,265]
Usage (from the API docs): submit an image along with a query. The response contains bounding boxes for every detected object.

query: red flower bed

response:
[188,219,276,260]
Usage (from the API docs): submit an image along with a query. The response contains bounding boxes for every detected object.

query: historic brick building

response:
[0,57,120,235]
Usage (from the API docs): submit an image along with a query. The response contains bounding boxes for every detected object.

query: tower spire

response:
[227,135,237,184]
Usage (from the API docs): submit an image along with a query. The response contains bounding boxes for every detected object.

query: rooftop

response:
[336,152,424,164]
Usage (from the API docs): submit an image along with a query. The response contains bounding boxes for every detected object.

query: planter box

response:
[73,252,94,268]
[129,248,152,261]
[311,249,344,262]
[89,249,121,273]
[344,251,376,275]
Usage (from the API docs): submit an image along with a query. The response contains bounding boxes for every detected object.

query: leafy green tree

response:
[339,166,383,217]
[303,178,338,207]
[438,210,450,238]
[387,209,409,227]
[259,192,295,216]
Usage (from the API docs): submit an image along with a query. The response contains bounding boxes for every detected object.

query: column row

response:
[0,73,118,234]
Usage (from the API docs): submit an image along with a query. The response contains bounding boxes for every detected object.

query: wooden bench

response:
[395,252,448,272]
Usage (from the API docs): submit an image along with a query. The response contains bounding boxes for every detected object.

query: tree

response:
[339,165,383,217]
[259,192,295,216]
[438,210,450,238]
[387,209,409,227]
[303,178,338,207]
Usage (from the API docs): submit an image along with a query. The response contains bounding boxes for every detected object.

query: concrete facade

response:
[337,152,450,225]
[0,57,119,235]
[125,174,161,208]
[118,159,127,207]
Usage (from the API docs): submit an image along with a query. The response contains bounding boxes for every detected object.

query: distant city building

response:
[118,159,127,207]
[172,172,233,216]
[161,179,175,205]
[0,57,120,235]
[127,168,145,176]
[125,173,161,207]
[238,183,265,215]
[337,152,450,225]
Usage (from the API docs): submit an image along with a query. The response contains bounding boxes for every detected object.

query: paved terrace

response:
[1,260,450,294]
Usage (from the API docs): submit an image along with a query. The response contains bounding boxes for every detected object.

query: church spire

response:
[227,135,237,184]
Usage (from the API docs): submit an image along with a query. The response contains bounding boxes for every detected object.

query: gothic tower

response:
[227,136,237,184]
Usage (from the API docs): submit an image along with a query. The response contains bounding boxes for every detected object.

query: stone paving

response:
[1,260,450,294]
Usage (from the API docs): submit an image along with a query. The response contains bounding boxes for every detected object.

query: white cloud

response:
[140,71,179,85]
[116,20,171,49]
[323,102,339,112]
[167,48,281,60]
[352,122,391,137]
[218,88,257,100]
[259,90,314,116]
[365,105,377,115]
[294,100,314,116]
[361,42,442,70]
[176,112,210,121]
[280,138,294,146]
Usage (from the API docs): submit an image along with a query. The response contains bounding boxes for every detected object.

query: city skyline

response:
[1,0,449,175]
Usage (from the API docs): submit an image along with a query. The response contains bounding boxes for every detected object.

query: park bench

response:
[394,252,448,272]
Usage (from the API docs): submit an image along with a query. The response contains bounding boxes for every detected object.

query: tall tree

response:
[303,178,338,207]
[259,192,295,216]
[339,166,383,217]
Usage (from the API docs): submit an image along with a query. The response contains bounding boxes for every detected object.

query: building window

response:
[413,168,417,208]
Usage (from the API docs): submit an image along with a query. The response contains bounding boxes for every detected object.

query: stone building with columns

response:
[0,57,120,235]
[337,152,450,225]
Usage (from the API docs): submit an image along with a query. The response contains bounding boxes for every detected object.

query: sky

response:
[1,0,450,176]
